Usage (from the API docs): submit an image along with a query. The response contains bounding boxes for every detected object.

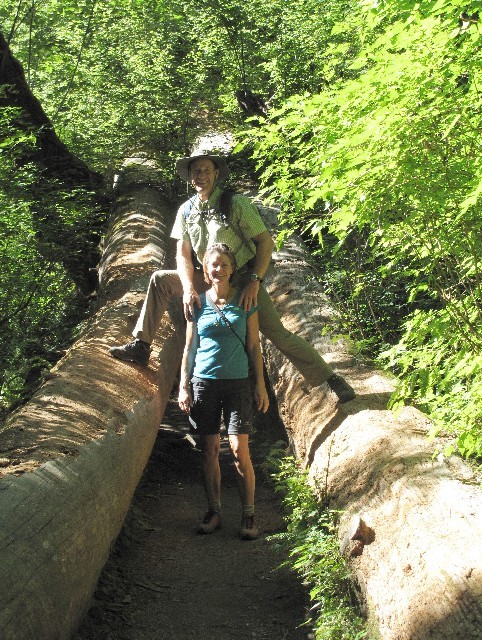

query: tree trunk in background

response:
[260,226,482,640]
[0,158,184,640]
[1,30,106,294]
[0,30,102,188]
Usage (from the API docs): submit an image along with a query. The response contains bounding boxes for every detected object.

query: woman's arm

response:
[178,319,198,413]
[246,311,269,413]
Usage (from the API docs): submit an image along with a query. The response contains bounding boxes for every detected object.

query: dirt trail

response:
[73,395,313,640]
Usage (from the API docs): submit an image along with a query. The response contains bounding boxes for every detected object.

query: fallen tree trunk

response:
[261,230,482,640]
[0,158,184,640]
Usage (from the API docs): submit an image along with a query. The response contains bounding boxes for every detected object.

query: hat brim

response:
[176,154,230,182]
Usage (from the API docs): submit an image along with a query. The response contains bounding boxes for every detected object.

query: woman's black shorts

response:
[189,377,253,435]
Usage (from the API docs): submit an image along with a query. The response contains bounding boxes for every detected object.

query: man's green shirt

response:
[170,186,267,269]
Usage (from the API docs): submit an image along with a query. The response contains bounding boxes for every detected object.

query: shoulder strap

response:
[183,195,197,218]
[183,189,242,225]
[218,189,235,224]
[217,189,253,254]
[183,190,253,264]
[205,293,248,353]
[182,196,203,269]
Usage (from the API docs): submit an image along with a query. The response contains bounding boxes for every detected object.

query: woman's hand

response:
[178,385,193,413]
[254,382,269,413]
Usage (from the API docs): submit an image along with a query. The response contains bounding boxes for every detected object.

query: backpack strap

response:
[218,189,235,224]
[218,189,252,254]
[182,195,202,269]
[183,195,197,219]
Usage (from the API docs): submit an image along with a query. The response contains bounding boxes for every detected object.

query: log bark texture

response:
[0,159,184,640]
[260,226,482,640]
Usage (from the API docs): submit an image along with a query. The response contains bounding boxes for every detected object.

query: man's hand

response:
[183,289,201,321]
[238,280,260,312]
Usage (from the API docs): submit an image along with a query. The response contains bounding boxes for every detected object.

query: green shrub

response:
[268,452,369,640]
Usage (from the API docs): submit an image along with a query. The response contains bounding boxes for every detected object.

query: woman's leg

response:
[198,433,222,534]
[228,434,255,508]
[223,378,259,539]
[229,434,259,540]
[229,433,255,509]
[190,379,223,533]
[201,433,222,509]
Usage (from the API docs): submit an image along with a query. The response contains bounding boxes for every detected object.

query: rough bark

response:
[260,228,482,640]
[0,158,184,640]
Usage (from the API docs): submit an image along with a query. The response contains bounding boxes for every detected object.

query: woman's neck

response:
[209,282,232,302]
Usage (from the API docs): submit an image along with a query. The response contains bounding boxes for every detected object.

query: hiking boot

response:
[197,510,222,534]
[109,339,151,366]
[327,373,356,403]
[240,515,259,541]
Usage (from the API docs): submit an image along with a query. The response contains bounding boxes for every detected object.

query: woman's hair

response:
[202,243,237,284]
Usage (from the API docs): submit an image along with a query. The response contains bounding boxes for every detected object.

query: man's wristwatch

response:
[249,273,263,283]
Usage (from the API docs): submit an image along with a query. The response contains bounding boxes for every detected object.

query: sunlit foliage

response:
[238,0,482,457]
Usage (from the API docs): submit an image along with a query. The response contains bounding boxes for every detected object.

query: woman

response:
[178,243,269,540]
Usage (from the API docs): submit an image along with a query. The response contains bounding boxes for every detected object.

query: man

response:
[110,150,355,403]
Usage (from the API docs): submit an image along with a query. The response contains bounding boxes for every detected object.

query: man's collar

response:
[193,185,222,212]
[207,185,222,206]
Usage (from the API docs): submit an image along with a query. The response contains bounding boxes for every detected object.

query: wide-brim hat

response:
[176,151,230,182]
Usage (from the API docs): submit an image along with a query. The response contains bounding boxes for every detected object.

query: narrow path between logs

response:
[74,394,312,640]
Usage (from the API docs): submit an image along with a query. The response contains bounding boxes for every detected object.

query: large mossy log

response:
[261,230,482,640]
[0,159,184,640]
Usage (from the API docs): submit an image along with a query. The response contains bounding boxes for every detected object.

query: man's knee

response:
[258,313,291,343]
[149,269,176,283]
[147,269,180,295]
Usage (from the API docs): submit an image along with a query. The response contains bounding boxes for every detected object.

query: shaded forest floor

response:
[73,394,313,640]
